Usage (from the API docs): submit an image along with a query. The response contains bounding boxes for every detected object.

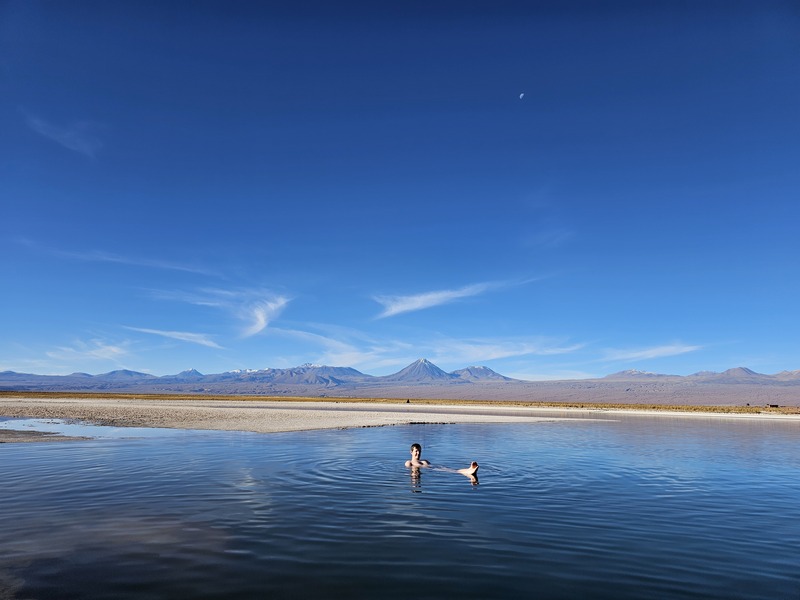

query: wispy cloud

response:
[239,297,291,337]
[373,282,494,318]
[15,238,216,276]
[524,227,575,248]
[46,339,129,362]
[124,327,223,349]
[23,110,103,157]
[429,338,586,365]
[603,343,702,362]
[150,287,291,337]
[68,250,215,276]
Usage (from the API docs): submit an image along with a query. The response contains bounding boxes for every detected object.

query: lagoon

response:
[1,416,799,599]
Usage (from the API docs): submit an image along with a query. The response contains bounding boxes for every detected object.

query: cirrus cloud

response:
[373,282,492,318]
[603,343,702,362]
[23,111,104,157]
[124,327,223,349]
[46,338,130,362]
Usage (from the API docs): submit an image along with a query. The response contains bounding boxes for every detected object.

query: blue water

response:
[1,416,799,599]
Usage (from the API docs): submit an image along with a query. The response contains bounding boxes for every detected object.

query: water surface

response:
[1,416,798,599]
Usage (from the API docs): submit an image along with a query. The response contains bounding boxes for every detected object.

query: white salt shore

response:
[1,396,798,442]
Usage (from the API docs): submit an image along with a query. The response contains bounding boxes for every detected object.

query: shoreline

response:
[2,393,800,443]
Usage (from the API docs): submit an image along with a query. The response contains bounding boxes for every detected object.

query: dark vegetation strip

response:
[1,390,797,415]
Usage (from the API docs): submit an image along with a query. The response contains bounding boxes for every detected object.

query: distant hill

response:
[691,367,773,384]
[452,366,515,382]
[604,370,674,380]
[95,369,157,381]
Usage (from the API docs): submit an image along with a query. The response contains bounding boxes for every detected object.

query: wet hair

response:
[410,443,422,452]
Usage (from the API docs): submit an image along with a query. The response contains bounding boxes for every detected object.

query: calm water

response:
[1,416,799,599]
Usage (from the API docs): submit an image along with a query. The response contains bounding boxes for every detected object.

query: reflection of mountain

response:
[2,362,800,403]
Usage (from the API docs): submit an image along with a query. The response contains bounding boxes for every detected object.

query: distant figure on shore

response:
[405,443,479,483]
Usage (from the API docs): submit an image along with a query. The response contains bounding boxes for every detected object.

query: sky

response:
[2,1,799,380]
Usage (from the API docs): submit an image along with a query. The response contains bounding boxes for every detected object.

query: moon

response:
[519,92,524,99]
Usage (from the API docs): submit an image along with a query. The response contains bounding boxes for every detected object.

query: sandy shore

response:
[0,396,562,442]
[2,395,798,442]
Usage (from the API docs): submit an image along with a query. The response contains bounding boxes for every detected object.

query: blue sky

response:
[2,1,799,379]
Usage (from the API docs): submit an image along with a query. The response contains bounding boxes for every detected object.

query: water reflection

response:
[409,466,422,492]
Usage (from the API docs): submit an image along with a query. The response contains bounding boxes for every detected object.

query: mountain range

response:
[2,359,799,398]
[0,359,514,391]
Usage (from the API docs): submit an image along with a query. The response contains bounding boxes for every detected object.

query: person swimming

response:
[405,443,430,467]
[405,443,479,481]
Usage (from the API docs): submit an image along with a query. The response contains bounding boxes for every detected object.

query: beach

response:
[2,394,798,443]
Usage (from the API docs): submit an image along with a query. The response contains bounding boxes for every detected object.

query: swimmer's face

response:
[410,446,421,460]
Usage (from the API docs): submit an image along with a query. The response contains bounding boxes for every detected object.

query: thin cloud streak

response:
[23,111,103,157]
[63,249,216,276]
[374,282,492,318]
[429,338,585,366]
[373,277,542,319]
[603,344,702,362]
[46,339,129,362]
[16,238,216,276]
[125,327,223,348]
